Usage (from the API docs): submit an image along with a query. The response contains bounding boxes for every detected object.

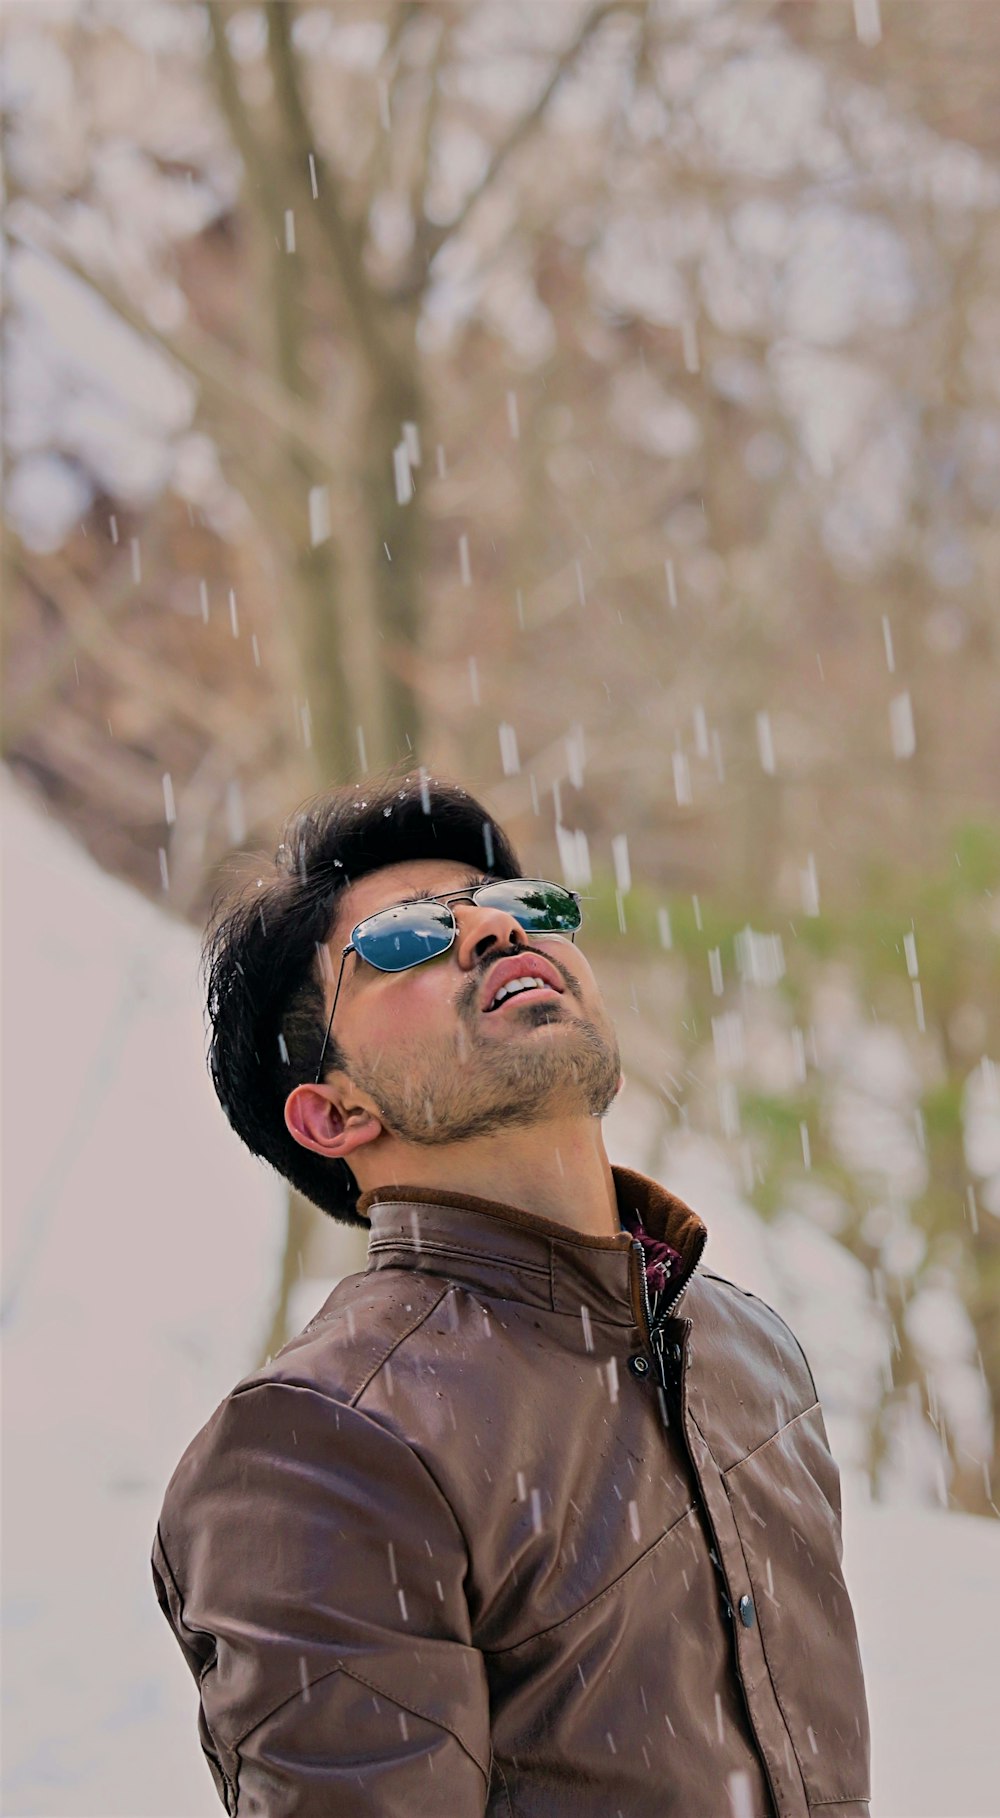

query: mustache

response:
[457,943,580,1016]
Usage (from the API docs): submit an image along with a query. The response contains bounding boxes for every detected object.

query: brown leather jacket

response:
[152,1166,871,1817]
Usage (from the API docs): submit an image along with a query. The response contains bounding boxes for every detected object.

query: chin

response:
[522,1001,571,1025]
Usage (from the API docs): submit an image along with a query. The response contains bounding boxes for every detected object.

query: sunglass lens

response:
[480,881,581,933]
[355,901,455,972]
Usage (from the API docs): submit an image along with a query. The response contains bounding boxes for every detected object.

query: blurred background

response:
[2,2,999,1813]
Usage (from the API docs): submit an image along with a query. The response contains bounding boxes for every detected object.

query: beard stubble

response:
[347,996,622,1146]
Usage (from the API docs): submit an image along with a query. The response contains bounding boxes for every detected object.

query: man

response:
[153,771,871,1818]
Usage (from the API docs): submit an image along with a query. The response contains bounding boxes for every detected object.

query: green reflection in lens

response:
[479,881,581,932]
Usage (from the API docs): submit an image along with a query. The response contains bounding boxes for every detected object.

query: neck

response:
[354,1116,621,1239]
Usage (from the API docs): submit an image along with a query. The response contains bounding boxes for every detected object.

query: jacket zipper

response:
[631,1231,706,1345]
[631,1233,705,1427]
[635,1247,671,1426]
[663,1226,707,1319]
[632,1235,783,1818]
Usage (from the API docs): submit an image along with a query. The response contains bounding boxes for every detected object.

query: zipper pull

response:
[648,1323,672,1427]
[631,1239,675,1428]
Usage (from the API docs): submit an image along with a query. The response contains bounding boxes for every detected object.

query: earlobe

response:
[284,1083,383,1161]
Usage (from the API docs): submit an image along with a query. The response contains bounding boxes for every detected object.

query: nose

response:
[453,898,528,971]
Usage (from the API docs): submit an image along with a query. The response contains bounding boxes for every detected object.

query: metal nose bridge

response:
[451,894,527,964]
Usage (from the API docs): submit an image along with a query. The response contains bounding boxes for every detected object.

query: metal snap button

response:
[628,1353,650,1377]
[738,1594,756,1628]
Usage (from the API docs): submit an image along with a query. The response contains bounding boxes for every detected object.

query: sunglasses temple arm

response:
[313,947,349,1084]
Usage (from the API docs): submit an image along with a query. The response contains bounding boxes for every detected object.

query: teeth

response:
[490,976,548,1009]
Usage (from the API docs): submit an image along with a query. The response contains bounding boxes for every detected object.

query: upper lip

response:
[480,952,566,1013]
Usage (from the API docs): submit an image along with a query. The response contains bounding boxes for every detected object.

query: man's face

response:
[318,858,622,1146]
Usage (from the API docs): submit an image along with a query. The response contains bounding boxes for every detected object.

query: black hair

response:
[201,767,522,1225]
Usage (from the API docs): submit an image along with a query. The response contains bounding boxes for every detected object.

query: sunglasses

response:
[313,878,582,1083]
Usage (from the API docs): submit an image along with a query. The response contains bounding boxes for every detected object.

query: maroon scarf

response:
[618,1199,684,1301]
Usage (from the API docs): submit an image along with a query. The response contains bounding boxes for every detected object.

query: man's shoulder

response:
[258,1266,450,1406]
[156,1269,451,1541]
[687,1267,819,1397]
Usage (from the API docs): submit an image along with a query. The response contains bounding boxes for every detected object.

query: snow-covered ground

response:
[2,779,285,1817]
[3,776,998,1817]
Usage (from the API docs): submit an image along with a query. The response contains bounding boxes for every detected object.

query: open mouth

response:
[484,979,562,1013]
[480,952,567,1014]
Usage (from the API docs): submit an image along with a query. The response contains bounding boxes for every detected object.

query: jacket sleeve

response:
[151,1381,491,1816]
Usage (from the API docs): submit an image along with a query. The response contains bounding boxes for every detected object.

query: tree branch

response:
[207,3,308,398]
[263,0,405,384]
[7,543,261,758]
[419,1,629,265]
[2,529,161,745]
[207,4,284,224]
[363,1,426,200]
[7,225,346,475]
[15,698,166,826]
[406,11,452,231]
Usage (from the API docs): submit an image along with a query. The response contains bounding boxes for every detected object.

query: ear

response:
[284,1079,383,1162]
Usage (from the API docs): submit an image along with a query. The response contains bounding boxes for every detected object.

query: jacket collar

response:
[359,1165,706,1330]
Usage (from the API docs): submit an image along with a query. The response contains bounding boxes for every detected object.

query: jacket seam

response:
[154,1528,240,1811]
[368,1238,551,1279]
[366,1184,650,1253]
[153,1524,184,1606]
[364,1262,635,1327]
[701,1408,868,1807]
[722,1401,819,1475]
[481,1501,697,1656]
[489,1748,515,1817]
[227,1376,477,1579]
[230,1659,490,1783]
[372,1265,640,1338]
[348,1281,455,1402]
[345,1307,485,1569]
[701,1271,824,1406]
[162,1385,487,1795]
[809,1802,871,1809]
[154,1526,222,1687]
[688,1404,811,1805]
